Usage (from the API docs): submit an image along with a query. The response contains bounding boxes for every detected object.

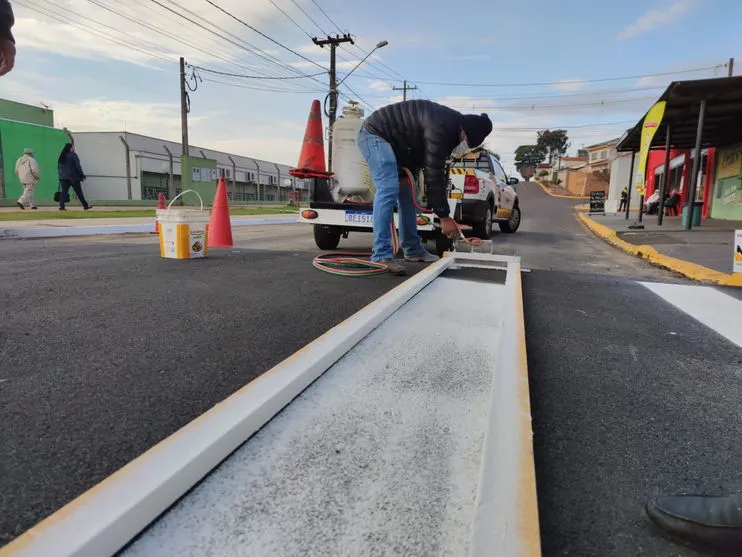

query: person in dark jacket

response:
[358,99,492,275]
[58,143,92,211]
[0,0,15,76]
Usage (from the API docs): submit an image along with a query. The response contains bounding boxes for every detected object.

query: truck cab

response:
[448,149,521,238]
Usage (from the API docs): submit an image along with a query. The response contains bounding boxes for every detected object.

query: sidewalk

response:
[0,214,297,239]
[578,211,742,285]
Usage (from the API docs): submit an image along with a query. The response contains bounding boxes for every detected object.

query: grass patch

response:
[0,206,298,221]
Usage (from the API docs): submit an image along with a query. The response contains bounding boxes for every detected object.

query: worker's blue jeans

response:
[357,127,425,262]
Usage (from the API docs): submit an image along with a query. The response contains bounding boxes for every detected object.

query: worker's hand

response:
[0,39,15,76]
[439,217,459,240]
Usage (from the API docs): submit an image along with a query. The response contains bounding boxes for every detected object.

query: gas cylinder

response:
[332,102,373,197]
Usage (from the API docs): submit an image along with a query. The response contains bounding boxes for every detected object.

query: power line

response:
[444,96,658,111]
[147,0,309,79]
[413,65,726,87]
[192,66,326,80]
[202,0,327,71]
[154,0,314,79]
[493,120,635,131]
[201,77,325,94]
[310,0,343,34]
[286,0,327,34]
[85,0,277,76]
[266,0,313,39]
[16,0,173,63]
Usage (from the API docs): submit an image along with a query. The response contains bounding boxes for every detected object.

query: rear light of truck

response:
[301,210,318,219]
[463,174,479,194]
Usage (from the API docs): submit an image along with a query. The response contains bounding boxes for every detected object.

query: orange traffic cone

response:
[289,99,332,179]
[208,177,233,248]
[152,193,167,234]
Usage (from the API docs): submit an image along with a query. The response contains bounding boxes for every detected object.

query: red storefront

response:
[643,147,716,218]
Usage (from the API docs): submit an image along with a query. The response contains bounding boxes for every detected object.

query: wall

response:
[565,170,608,197]
[0,119,69,201]
[0,99,54,127]
[72,133,130,200]
[72,131,305,202]
[710,144,742,221]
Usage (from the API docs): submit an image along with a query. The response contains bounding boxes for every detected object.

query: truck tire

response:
[313,225,341,250]
[435,232,453,257]
[498,205,521,233]
[472,203,493,239]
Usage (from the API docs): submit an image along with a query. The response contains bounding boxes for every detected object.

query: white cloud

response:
[13,0,287,67]
[366,79,391,91]
[444,54,490,61]
[617,0,695,40]
[551,80,588,92]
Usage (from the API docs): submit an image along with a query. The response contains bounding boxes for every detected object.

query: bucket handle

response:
[167,190,204,212]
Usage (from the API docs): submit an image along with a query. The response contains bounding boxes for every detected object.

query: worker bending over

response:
[358,99,492,276]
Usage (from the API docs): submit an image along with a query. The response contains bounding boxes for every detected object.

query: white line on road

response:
[640,282,742,349]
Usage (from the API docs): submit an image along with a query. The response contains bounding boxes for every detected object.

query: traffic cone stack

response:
[207,177,233,248]
[152,193,167,234]
[289,99,332,180]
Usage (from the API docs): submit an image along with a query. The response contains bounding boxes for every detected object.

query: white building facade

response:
[71,132,307,202]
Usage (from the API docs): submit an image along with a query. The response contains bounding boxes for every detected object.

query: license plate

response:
[345,211,373,225]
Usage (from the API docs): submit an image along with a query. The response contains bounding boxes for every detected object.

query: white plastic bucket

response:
[157,190,210,259]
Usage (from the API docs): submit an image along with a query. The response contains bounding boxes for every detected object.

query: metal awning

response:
[615,76,742,152]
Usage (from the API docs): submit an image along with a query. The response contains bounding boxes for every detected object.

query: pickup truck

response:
[448,148,521,238]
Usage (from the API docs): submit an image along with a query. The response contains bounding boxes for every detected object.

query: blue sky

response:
[3,0,740,174]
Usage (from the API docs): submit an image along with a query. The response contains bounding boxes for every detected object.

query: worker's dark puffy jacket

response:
[363,100,462,218]
[0,0,14,43]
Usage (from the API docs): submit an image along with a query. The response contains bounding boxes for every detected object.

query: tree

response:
[536,129,570,164]
[514,144,546,181]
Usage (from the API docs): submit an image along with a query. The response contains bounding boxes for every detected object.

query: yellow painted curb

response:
[535,181,589,200]
[577,212,741,287]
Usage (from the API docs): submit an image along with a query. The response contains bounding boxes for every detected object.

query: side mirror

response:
[507,177,519,186]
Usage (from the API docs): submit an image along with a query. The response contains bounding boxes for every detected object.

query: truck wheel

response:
[472,204,493,239]
[498,205,521,233]
[435,232,453,257]
[313,225,341,250]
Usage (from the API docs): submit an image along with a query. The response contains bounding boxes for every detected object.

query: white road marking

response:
[640,282,742,349]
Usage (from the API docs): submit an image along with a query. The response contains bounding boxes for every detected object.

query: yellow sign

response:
[634,101,666,196]
[717,145,742,180]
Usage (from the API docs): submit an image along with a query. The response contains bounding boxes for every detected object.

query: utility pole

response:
[729,57,735,77]
[313,34,354,173]
[393,80,417,101]
[179,57,189,157]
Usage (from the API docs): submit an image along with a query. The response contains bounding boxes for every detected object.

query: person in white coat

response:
[15,148,40,209]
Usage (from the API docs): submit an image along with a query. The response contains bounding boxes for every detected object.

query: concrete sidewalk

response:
[0,214,297,239]
[588,213,740,274]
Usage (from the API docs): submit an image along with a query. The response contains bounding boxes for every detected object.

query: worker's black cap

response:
[461,113,492,148]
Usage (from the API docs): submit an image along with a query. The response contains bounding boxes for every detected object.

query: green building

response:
[0,99,70,204]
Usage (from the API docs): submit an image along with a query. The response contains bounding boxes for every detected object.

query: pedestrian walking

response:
[57,143,92,211]
[0,0,15,76]
[15,148,39,209]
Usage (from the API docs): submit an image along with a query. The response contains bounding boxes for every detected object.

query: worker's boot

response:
[646,492,742,553]
[404,250,439,263]
[380,259,406,276]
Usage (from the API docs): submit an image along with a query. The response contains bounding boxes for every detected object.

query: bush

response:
[541,179,552,186]
[538,170,549,177]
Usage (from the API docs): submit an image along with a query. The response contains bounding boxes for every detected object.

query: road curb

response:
[535,181,589,200]
[0,217,297,240]
[577,212,742,287]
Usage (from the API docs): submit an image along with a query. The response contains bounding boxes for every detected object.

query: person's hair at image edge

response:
[58,143,73,164]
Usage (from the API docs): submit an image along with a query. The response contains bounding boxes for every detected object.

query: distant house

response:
[585,138,620,173]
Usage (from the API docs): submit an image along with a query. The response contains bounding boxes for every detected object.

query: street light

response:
[336,40,388,88]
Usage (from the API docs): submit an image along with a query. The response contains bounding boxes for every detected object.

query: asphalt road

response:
[2,182,741,556]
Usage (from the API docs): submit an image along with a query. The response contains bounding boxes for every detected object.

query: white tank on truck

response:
[331,101,373,200]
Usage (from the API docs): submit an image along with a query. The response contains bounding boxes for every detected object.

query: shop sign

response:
[717,145,742,180]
